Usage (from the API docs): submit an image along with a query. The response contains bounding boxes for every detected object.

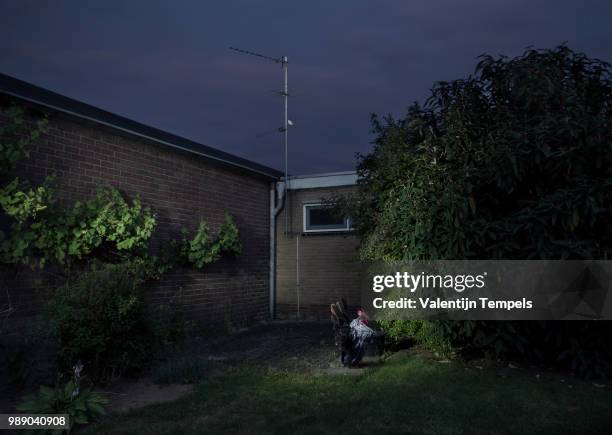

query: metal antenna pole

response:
[229,47,290,235]
[282,56,289,236]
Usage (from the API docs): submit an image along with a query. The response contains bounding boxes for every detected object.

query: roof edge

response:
[286,171,358,189]
[286,170,357,180]
[0,73,283,179]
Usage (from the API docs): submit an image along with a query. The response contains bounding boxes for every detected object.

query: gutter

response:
[269,181,286,319]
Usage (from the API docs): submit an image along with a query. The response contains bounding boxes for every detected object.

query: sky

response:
[1,1,612,174]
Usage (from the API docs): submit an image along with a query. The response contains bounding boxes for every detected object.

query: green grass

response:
[86,353,612,434]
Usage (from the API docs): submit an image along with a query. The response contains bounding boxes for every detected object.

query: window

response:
[303,203,353,233]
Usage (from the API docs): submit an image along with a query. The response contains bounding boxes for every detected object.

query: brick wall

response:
[0,97,272,333]
[276,185,365,319]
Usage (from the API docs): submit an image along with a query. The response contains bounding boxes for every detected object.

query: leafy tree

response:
[355,46,612,377]
[356,45,612,261]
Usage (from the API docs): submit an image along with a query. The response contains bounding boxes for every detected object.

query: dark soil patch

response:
[3,320,381,415]
[96,320,342,414]
[164,320,340,373]
[102,380,194,413]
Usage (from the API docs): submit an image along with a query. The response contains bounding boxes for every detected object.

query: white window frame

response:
[302,203,354,233]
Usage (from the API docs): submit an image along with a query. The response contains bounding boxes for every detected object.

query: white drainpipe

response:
[296,234,300,318]
[269,180,286,319]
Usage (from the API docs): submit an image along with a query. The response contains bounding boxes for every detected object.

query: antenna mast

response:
[229,47,290,235]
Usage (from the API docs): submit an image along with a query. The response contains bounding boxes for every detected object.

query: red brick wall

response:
[276,185,365,320]
[0,97,272,333]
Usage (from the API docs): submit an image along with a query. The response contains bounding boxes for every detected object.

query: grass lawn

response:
[85,353,612,434]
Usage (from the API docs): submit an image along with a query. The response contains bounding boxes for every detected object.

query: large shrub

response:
[357,46,612,261]
[355,46,612,377]
[48,262,158,381]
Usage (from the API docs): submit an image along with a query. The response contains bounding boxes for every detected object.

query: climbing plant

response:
[1,102,245,382]
[1,186,156,267]
[0,103,243,320]
[0,106,50,231]
[178,213,242,269]
[0,106,157,268]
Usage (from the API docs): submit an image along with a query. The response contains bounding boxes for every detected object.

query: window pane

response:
[310,207,343,226]
[305,205,349,231]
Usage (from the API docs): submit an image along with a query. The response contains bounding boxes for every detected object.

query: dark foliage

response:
[355,46,612,377]
[47,262,160,382]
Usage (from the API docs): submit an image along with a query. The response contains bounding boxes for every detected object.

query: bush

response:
[355,46,612,377]
[377,319,612,378]
[152,293,192,344]
[151,356,208,385]
[48,262,158,381]
[356,46,612,262]
[377,320,452,356]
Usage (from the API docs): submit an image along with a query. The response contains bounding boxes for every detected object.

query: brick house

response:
[275,172,363,319]
[0,73,362,332]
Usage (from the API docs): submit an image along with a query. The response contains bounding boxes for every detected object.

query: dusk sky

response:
[2,1,611,174]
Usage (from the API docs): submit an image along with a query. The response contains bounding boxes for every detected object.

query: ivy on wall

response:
[178,214,242,269]
[1,186,157,267]
[0,106,50,229]
[0,106,242,336]
[0,103,242,273]
[1,103,245,386]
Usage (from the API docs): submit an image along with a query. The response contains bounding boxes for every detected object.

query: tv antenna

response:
[229,46,290,235]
